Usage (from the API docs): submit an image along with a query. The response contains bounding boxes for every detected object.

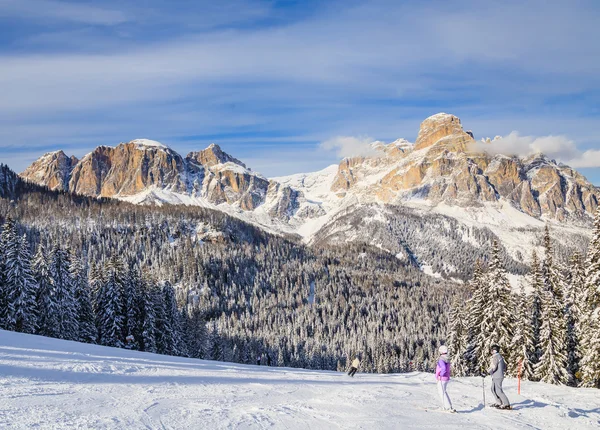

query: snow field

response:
[0,330,599,429]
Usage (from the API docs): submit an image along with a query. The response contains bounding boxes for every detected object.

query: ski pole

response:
[482,375,485,408]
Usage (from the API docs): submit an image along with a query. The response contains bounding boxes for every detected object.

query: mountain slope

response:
[18,114,598,277]
[1,330,599,430]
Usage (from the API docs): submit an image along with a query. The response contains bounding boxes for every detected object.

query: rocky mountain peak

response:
[187,143,246,168]
[414,113,472,151]
[20,150,78,192]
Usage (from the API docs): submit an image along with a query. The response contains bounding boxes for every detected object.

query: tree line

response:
[0,162,453,372]
[449,218,600,388]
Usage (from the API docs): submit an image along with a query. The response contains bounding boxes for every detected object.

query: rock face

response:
[20,151,78,192]
[69,142,188,197]
[330,113,599,220]
[19,113,600,228]
[414,113,472,153]
[187,143,246,168]
[21,140,299,218]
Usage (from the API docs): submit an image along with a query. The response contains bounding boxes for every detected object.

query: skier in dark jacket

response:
[487,345,510,409]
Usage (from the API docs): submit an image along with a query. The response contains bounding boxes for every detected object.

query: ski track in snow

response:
[0,331,599,429]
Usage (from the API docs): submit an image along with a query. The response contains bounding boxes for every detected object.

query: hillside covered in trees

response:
[0,164,451,373]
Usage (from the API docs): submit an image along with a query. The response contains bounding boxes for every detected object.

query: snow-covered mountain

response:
[19,114,598,277]
[1,329,599,429]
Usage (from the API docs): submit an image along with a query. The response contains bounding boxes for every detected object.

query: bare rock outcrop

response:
[21,151,78,191]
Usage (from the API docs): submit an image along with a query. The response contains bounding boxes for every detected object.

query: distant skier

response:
[348,356,360,377]
[257,354,261,366]
[267,353,272,367]
[487,345,510,409]
[435,345,456,413]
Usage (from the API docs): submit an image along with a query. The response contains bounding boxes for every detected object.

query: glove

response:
[481,372,487,377]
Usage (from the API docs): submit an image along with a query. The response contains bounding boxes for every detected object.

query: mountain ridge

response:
[17,114,598,278]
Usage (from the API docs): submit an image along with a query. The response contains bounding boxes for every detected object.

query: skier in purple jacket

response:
[435,345,456,412]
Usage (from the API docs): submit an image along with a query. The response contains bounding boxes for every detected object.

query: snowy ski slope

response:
[0,330,598,429]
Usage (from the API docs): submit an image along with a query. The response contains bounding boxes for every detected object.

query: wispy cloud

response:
[320,136,379,159]
[0,0,128,25]
[471,131,600,168]
[0,0,599,181]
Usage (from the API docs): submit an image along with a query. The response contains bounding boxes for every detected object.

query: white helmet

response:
[439,345,448,354]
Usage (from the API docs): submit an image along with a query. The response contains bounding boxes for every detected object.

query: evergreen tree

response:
[33,244,59,338]
[152,281,169,354]
[5,234,39,334]
[565,252,584,384]
[510,284,535,380]
[448,297,468,376]
[96,256,125,347]
[88,261,104,329]
[139,276,157,353]
[70,255,96,344]
[163,281,186,356]
[49,245,78,340]
[464,260,485,373]
[0,218,17,330]
[529,251,544,365]
[534,226,570,385]
[580,209,600,388]
[478,241,513,371]
[533,284,570,385]
[123,264,141,349]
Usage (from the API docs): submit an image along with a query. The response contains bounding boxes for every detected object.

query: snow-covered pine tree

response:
[464,260,485,374]
[542,226,565,303]
[565,252,584,384]
[88,261,104,323]
[0,218,17,330]
[187,305,209,363]
[533,284,570,384]
[96,256,125,348]
[49,245,79,340]
[152,280,169,354]
[163,281,186,356]
[529,250,544,366]
[478,241,513,371]
[139,276,157,353]
[33,244,59,338]
[123,264,141,350]
[209,320,224,361]
[534,226,570,385]
[448,296,468,376]
[0,221,6,329]
[580,208,600,388]
[5,234,39,333]
[509,283,535,380]
[70,254,96,344]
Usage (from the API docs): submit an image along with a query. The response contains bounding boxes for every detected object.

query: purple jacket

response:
[435,356,450,381]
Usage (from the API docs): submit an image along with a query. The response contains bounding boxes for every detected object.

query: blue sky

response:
[1,0,600,182]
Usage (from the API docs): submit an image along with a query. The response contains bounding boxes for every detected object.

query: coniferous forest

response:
[449,223,600,389]
[1,163,599,388]
[0,164,450,373]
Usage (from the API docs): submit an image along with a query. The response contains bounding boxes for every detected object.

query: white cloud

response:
[567,150,600,169]
[471,131,600,168]
[320,136,380,159]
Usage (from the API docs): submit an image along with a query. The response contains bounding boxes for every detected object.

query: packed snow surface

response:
[1,331,599,429]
